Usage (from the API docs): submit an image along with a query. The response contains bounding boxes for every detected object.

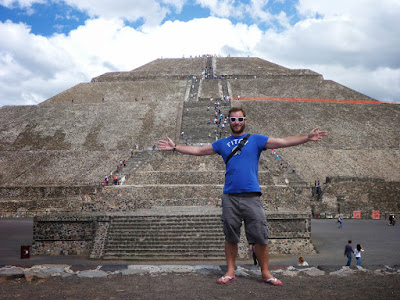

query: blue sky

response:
[0,1,89,36]
[0,0,399,106]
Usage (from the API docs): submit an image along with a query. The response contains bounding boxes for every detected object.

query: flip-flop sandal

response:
[260,277,283,286]
[216,276,237,284]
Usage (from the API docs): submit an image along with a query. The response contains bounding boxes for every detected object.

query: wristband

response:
[173,144,177,152]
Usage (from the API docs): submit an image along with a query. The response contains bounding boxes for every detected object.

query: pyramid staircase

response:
[102,206,225,260]
[180,99,231,145]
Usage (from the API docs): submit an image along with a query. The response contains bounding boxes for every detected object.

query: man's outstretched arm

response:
[158,137,216,156]
[265,128,327,149]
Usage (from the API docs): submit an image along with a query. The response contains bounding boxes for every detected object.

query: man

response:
[338,215,343,229]
[344,240,354,266]
[158,107,327,286]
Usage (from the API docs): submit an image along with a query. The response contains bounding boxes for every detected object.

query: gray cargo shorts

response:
[221,193,269,245]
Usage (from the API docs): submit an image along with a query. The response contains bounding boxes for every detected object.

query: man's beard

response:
[230,122,245,134]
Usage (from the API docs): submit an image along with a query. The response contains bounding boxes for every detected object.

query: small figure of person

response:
[344,240,353,266]
[354,244,364,266]
[389,214,396,226]
[298,257,309,266]
[338,215,343,229]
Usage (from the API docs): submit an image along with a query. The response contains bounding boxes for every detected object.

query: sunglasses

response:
[229,117,246,122]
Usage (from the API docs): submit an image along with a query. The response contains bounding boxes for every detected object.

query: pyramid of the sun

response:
[0,56,399,218]
[1,56,399,259]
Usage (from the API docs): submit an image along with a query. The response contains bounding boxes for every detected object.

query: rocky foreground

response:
[1,264,399,299]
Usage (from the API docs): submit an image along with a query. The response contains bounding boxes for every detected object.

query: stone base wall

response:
[32,211,313,258]
[31,215,97,256]
[268,238,315,255]
[32,241,92,256]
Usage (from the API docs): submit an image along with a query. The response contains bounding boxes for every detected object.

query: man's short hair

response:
[228,107,246,117]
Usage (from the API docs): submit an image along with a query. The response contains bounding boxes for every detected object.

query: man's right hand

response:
[157,137,175,151]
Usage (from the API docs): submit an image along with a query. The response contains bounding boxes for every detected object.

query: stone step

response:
[106,242,223,249]
[111,214,221,219]
[110,217,222,223]
[109,224,221,230]
[106,241,224,248]
[110,217,221,223]
[107,233,222,241]
[107,235,222,242]
[108,232,222,238]
[111,213,222,219]
[103,251,225,259]
[104,248,224,254]
[109,220,221,226]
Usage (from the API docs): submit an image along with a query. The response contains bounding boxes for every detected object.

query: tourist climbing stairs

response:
[180,99,231,145]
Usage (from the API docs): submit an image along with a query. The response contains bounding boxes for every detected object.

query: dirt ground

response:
[1,272,399,300]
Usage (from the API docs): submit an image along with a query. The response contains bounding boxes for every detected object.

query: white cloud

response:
[0,20,81,106]
[62,0,170,27]
[245,0,274,24]
[195,0,242,18]
[161,0,186,13]
[295,0,400,68]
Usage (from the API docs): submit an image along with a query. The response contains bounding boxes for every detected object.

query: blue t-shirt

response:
[212,133,269,194]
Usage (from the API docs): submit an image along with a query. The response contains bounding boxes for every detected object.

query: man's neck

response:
[232,132,246,137]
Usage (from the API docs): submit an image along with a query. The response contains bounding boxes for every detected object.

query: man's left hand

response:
[308,128,327,142]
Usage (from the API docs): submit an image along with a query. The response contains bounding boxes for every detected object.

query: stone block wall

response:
[32,215,97,256]
[0,182,311,217]
[0,185,97,200]
[32,210,314,258]
[311,177,400,219]
[0,185,98,217]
